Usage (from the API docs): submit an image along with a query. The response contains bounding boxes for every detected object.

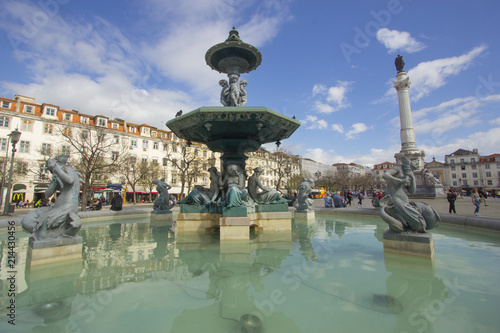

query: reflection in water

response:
[384,253,447,333]
[0,216,499,332]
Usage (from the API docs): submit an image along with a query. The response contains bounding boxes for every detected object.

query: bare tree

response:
[120,155,150,204]
[270,147,300,191]
[59,126,128,211]
[138,160,163,202]
[164,142,204,196]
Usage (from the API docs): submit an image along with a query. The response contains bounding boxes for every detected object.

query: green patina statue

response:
[379,157,440,233]
[21,155,82,240]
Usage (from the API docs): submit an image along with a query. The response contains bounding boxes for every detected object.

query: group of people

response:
[324,191,365,208]
[447,187,489,216]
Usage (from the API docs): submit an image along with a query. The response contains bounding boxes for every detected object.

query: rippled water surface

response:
[1,214,499,332]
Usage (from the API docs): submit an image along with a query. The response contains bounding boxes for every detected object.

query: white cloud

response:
[312,81,352,114]
[345,123,371,139]
[489,117,500,126]
[376,28,426,53]
[408,94,500,144]
[332,123,344,133]
[302,115,328,130]
[0,0,292,128]
[379,45,488,103]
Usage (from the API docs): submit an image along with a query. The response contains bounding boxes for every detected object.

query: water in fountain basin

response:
[1,214,499,332]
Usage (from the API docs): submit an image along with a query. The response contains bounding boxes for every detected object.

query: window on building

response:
[64,113,72,121]
[163,143,168,151]
[163,158,168,166]
[485,164,490,169]
[111,123,119,129]
[130,154,137,163]
[472,172,478,178]
[81,130,89,139]
[471,165,476,170]
[450,166,455,171]
[19,140,30,153]
[142,140,148,149]
[462,173,467,178]
[41,143,51,155]
[450,159,455,164]
[15,161,28,175]
[0,116,9,128]
[24,105,34,113]
[21,120,33,131]
[487,180,493,185]
[460,158,465,164]
[113,135,119,144]
[1,101,11,109]
[0,138,7,151]
[471,158,475,163]
[452,174,457,179]
[473,181,479,186]
[453,181,457,186]
[203,150,207,157]
[44,123,53,134]
[152,157,158,164]
[463,180,468,186]
[97,118,107,127]
[63,127,72,137]
[61,145,70,155]
[111,151,119,161]
[81,117,89,124]
[45,107,56,116]
[153,142,159,150]
[141,156,147,163]
[130,139,137,148]
[486,172,492,177]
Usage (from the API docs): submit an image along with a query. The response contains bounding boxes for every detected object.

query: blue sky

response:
[1,0,499,166]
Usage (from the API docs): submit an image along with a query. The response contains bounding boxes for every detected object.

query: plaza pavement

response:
[314,196,500,219]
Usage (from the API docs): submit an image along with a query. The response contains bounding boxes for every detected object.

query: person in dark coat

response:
[110,193,123,211]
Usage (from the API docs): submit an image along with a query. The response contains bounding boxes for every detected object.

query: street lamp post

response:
[3,128,21,215]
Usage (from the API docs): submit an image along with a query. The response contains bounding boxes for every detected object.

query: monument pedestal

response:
[27,236,83,266]
[382,229,434,258]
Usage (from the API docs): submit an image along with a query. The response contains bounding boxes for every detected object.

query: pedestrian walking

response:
[471,188,481,216]
[446,187,457,214]
[357,192,364,206]
[478,187,488,206]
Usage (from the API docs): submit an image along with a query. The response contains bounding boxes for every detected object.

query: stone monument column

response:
[393,55,424,168]
[392,55,445,198]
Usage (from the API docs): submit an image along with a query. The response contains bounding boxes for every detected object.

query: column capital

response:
[393,76,411,90]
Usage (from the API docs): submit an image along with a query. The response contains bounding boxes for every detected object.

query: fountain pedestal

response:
[27,236,83,266]
[150,211,174,227]
[382,229,434,258]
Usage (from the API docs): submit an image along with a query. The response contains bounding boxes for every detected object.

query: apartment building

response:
[0,95,301,204]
